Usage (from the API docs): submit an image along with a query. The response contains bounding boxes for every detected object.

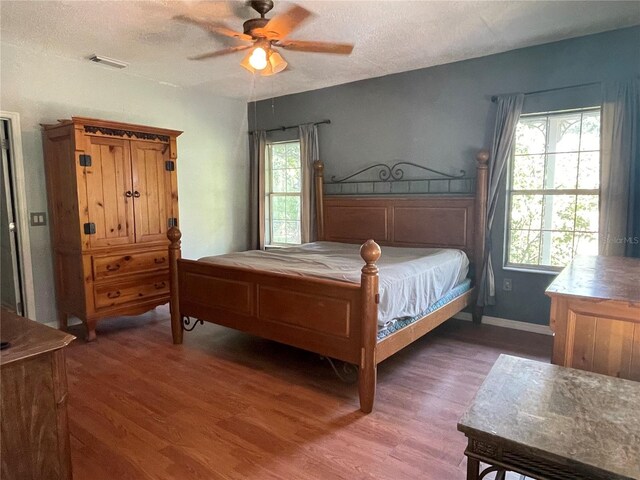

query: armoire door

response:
[85,136,135,248]
[130,141,171,244]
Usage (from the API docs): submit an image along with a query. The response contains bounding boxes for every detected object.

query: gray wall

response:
[1,41,250,324]
[250,26,640,325]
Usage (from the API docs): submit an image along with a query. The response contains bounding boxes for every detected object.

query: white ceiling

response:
[2,1,639,101]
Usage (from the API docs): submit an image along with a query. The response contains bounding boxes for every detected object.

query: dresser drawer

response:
[94,274,169,309]
[92,250,168,280]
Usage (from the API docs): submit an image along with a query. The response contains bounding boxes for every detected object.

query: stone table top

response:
[458,354,640,480]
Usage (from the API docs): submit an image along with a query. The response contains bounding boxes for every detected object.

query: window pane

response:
[581,111,600,151]
[267,141,302,245]
[515,119,546,155]
[285,221,301,244]
[546,194,576,232]
[285,196,300,221]
[508,230,540,265]
[510,194,543,231]
[575,195,599,232]
[577,152,599,189]
[574,233,598,256]
[271,145,286,169]
[545,153,578,189]
[286,143,300,168]
[272,220,286,244]
[512,154,544,190]
[286,168,301,192]
[272,196,286,220]
[549,231,575,267]
[507,109,600,269]
[548,113,581,153]
[272,169,286,192]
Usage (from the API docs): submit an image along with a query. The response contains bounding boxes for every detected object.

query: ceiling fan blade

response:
[188,45,252,61]
[276,40,354,55]
[262,5,313,40]
[174,14,253,42]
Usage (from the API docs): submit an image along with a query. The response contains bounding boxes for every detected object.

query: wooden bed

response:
[167,151,489,412]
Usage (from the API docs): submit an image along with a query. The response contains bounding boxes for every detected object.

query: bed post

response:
[167,226,183,344]
[473,150,490,324]
[314,160,325,241]
[359,239,381,413]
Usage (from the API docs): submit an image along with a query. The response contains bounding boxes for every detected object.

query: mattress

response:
[198,241,469,327]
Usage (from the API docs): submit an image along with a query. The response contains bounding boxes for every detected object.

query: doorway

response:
[0,112,35,319]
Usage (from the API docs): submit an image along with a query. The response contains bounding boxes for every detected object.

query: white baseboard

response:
[454,312,553,336]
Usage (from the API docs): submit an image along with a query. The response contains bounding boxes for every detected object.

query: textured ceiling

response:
[2,1,639,101]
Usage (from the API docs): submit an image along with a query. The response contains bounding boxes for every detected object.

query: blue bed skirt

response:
[377,278,472,341]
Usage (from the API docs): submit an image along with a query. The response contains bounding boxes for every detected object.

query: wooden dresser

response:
[546,255,640,380]
[1,308,75,479]
[42,117,182,340]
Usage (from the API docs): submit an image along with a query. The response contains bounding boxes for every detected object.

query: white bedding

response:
[199,242,469,327]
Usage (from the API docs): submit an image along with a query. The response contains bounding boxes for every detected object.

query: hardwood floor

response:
[64,306,552,480]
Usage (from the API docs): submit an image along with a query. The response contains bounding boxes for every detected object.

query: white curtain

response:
[599,78,640,257]
[478,94,525,307]
[249,130,267,250]
[298,124,319,243]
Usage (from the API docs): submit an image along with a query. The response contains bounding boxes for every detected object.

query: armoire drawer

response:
[92,250,169,280]
[94,274,169,309]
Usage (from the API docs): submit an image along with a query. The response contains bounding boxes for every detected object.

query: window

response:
[265,141,302,245]
[506,108,601,271]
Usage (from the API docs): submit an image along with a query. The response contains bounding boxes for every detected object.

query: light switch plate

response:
[30,212,47,226]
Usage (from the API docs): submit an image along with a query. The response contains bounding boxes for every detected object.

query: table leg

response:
[466,456,480,480]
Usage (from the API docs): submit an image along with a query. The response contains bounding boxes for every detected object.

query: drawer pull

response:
[106,264,120,272]
[107,291,121,299]
[154,257,166,264]
[154,282,167,290]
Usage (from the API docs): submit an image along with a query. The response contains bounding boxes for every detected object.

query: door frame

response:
[1,111,36,320]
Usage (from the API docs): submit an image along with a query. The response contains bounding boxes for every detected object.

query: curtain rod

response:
[249,119,331,135]
[490,81,601,103]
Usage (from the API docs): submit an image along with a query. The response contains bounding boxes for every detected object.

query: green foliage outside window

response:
[268,142,302,245]
[507,109,600,269]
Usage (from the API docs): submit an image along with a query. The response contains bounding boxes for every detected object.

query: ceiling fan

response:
[175,0,354,76]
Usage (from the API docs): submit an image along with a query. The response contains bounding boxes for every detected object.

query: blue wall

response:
[249,26,640,325]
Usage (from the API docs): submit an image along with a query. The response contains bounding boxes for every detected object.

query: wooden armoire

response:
[42,117,182,340]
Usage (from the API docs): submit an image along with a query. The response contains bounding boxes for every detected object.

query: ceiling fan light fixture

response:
[248,46,268,70]
[240,51,257,73]
[260,62,275,76]
[268,51,288,74]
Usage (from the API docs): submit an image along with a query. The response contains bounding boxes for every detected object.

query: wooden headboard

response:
[314,152,489,283]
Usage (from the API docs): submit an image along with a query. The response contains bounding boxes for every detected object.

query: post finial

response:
[360,239,381,274]
[476,150,490,166]
[313,160,324,175]
[167,226,182,244]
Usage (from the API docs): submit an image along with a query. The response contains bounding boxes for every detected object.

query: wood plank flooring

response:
[64,306,552,480]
